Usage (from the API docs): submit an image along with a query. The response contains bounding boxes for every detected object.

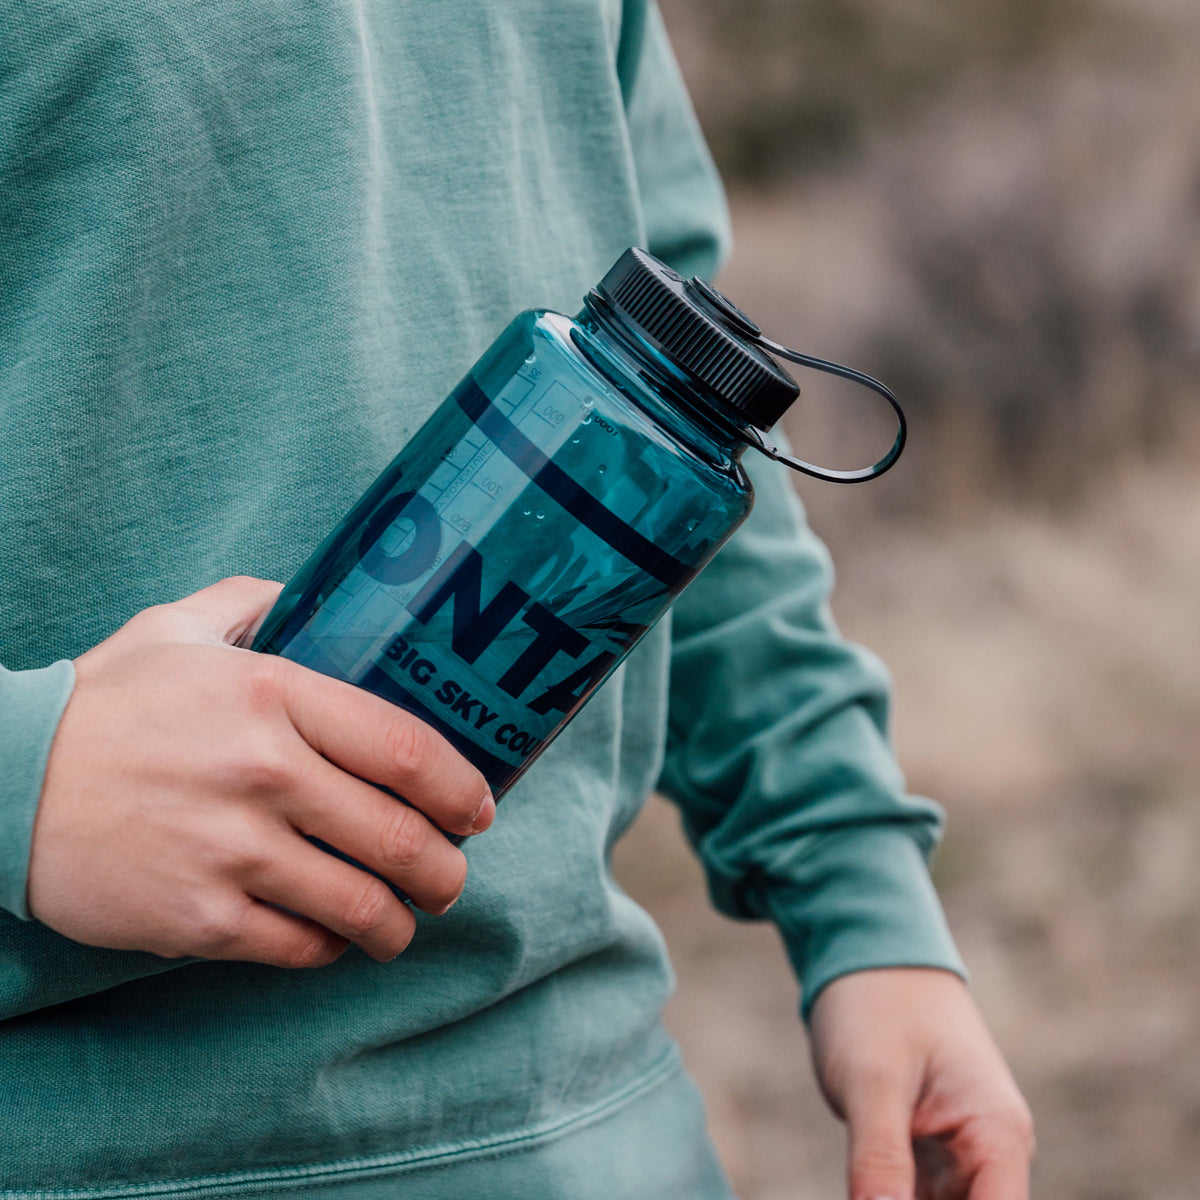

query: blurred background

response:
[611,1,1200,1196]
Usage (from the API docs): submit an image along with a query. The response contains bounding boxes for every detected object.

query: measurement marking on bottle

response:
[534,382,578,428]
[495,378,533,414]
[435,444,494,512]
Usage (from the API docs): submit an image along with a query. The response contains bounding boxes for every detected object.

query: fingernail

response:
[470,789,496,832]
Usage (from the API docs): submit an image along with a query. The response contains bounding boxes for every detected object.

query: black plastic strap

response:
[746,338,907,484]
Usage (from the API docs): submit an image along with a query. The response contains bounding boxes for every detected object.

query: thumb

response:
[155,576,285,646]
[844,1081,917,1200]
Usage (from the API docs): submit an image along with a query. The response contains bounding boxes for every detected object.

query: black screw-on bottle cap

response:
[592,248,799,431]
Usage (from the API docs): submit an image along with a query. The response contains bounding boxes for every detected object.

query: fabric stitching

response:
[3,1045,683,1200]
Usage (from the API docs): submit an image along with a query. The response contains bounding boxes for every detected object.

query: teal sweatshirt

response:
[0,2,964,1195]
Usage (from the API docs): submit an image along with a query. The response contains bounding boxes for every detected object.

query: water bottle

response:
[251,248,905,837]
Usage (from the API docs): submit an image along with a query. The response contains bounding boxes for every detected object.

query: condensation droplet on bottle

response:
[597,464,607,475]
[581,414,592,425]
[582,396,595,409]
[686,519,699,531]
[522,507,532,517]
[523,353,537,366]
[535,510,545,521]
[570,436,581,445]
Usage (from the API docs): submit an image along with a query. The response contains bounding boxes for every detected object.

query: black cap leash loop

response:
[685,271,907,484]
[742,337,908,484]
[593,251,907,485]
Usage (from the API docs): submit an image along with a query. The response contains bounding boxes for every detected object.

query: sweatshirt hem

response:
[3,1045,684,1200]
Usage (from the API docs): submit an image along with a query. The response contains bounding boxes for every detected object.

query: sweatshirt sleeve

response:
[0,660,75,919]
[657,449,966,1019]
[616,0,732,282]
[619,7,966,1018]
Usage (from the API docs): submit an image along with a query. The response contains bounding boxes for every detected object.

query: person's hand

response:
[809,967,1034,1200]
[28,576,494,968]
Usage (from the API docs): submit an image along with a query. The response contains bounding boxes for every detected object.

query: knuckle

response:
[214,575,279,611]
[236,742,298,796]
[282,928,341,970]
[469,771,490,809]
[189,898,250,957]
[386,907,418,957]
[241,656,285,714]
[340,879,392,938]
[854,1140,912,1178]
[1008,1103,1037,1153]
[849,1063,902,1096]
[962,1104,1037,1159]
[379,806,425,873]
[223,574,265,590]
[450,777,489,831]
[127,602,174,636]
[382,716,429,776]
[220,818,275,878]
[428,850,468,914]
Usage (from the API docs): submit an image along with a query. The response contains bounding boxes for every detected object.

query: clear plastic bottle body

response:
[252,307,755,800]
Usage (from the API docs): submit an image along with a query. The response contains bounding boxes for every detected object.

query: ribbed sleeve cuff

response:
[758,825,967,1023]
[0,660,76,919]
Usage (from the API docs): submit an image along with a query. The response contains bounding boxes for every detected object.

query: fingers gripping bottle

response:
[252,248,905,844]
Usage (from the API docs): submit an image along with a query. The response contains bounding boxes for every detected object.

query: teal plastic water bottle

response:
[252,248,904,830]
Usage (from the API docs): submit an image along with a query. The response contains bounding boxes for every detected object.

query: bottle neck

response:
[573,296,751,471]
